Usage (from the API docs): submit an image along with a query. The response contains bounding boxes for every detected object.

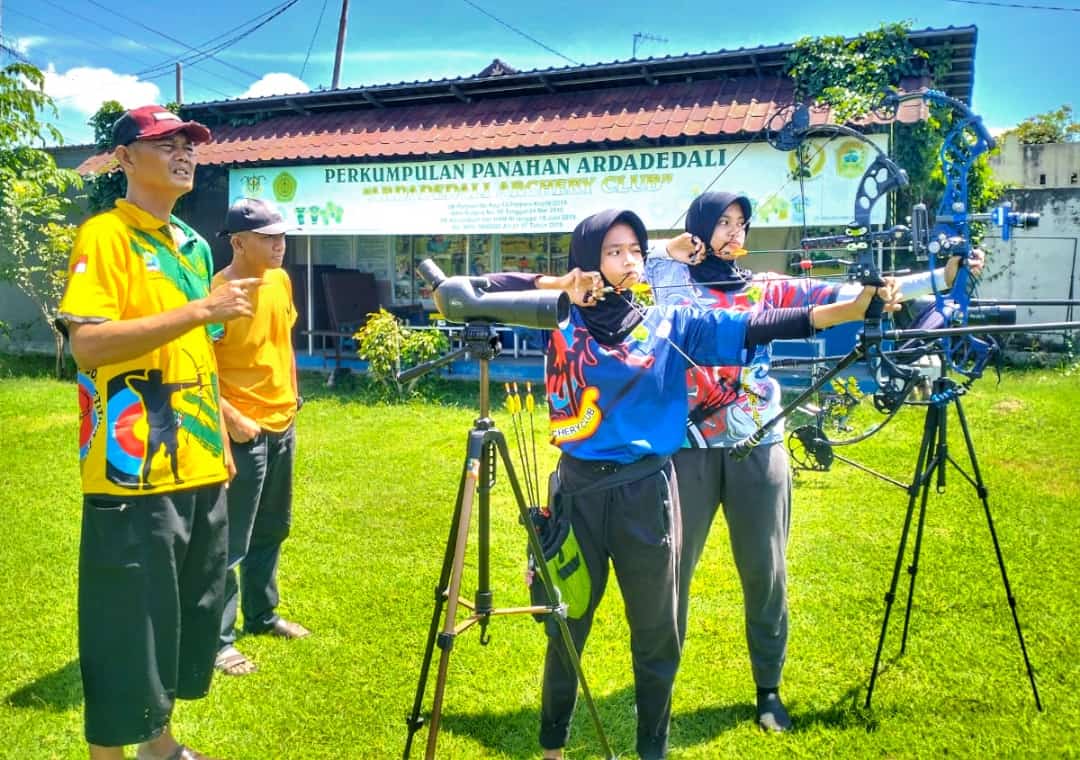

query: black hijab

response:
[568,209,649,345]
[684,191,753,291]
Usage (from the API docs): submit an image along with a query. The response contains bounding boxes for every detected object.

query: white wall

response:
[980,189,1080,340]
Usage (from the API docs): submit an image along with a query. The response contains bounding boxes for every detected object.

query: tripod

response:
[403,325,613,759]
[864,374,1042,710]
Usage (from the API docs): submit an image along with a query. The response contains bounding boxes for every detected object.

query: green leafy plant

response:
[787,22,929,125]
[355,309,449,399]
[84,100,127,214]
[1003,104,1080,145]
[786,24,1002,270]
[0,62,81,378]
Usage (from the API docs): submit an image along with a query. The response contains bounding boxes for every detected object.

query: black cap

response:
[219,198,295,237]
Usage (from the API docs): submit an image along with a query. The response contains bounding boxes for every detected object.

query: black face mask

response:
[568,209,649,345]
[684,191,753,292]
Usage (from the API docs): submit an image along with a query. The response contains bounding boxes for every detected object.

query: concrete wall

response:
[989,138,1080,189]
[980,188,1079,339]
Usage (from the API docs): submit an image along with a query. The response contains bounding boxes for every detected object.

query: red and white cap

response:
[111,105,211,148]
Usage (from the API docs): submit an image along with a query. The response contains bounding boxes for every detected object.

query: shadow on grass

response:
[792,681,882,733]
[427,685,638,758]
[5,658,83,711]
[672,680,883,749]
[419,679,886,757]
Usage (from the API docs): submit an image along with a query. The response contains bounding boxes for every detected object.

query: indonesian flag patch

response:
[72,255,88,274]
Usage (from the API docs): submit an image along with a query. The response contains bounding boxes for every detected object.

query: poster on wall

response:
[228,137,888,236]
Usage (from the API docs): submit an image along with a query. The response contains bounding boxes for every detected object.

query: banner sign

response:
[228,136,888,235]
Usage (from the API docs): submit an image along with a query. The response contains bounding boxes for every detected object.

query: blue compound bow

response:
[733,89,1078,464]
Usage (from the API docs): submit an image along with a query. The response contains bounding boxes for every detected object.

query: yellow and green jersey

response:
[58,199,228,496]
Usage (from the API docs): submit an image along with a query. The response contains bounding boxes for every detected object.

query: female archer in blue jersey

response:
[532,208,900,759]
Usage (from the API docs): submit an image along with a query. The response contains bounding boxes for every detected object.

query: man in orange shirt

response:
[212,198,310,676]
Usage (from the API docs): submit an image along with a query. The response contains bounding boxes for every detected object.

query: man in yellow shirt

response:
[212,198,310,676]
[58,105,259,760]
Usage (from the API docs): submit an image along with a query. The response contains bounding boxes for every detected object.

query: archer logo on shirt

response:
[550,386,602,444]
[143,251,161,272]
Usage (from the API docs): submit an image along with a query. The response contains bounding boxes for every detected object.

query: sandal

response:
[214,646,257,676]
[136,743,222,760]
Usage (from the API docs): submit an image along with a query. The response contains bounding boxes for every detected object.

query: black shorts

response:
[78,484,227,746]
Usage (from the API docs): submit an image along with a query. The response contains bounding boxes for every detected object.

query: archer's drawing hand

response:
[666,233,707,265]
[561,267,606,307]
[201,277,261,322]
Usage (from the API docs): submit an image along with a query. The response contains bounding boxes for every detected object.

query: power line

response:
[129,0,301,80]
[300,0,330,81]
[131,0,301,80]
[461,0,580,66]
[946,0,1080,11]
[5,4,235,99]
[83,0,268,80]
[25,1,243,91]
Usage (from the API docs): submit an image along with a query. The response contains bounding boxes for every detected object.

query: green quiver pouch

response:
[528,472,590,620]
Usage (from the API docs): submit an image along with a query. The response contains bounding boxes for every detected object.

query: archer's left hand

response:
[859,277,903,315]
[945,248,986,286]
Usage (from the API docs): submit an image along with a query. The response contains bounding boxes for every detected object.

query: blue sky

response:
[2,0,1077,145]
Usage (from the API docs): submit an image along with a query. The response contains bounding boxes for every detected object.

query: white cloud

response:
[43,65,160,115]
[14,36,48,56]
[239,72,311,99]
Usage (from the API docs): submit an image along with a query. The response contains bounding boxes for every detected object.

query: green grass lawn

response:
[1,362,1078,758]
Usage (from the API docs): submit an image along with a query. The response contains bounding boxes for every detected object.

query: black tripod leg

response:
[403,442,473,759]
[866,401,940,709]
[476,438,495,635]
[494,436,615,759]
[899,403,947,654]
[953,397,1043,711]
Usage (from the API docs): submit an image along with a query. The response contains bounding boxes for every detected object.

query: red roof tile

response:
[77,76,931,175]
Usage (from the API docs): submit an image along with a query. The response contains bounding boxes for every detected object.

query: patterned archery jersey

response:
[546,305,750,463]
[58,200,228,497]
[646,255,841,449]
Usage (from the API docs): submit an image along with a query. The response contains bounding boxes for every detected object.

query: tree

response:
[0,62,82,377]
[86,100,127,213]
[1004,104,1080,145]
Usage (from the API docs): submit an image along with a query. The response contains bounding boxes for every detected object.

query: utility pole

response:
[632,32,668,59]
[175,62,183,105]
[332,0,349,89]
